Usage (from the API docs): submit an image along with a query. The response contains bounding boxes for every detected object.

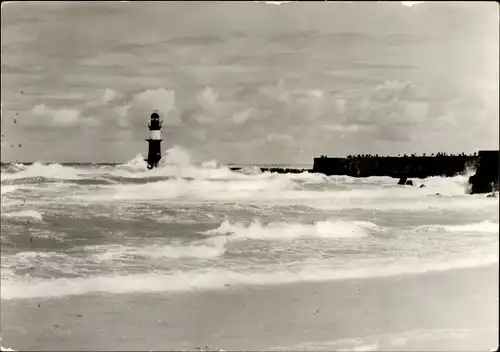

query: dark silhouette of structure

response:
[145,112,162,169]
[312,153,478,178]
[468,150,499,194]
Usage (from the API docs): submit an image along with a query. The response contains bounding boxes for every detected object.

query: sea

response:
[1,146,498,351]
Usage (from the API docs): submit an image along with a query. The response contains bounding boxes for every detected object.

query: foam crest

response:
[418,171,476,195]
[116,154,148,172]
[237,166,263,175]
[112,146,317,183]
[1,251,80,276]
[2,210,43,221]
[202,219,377,241]
[0,162,88,181]
[111,145,237,180]
[0,162,26,173]
[0,185,18,194]
[87,242,226,261]
[9,251,67,262]
[418,221,499,234]
[71,177,499,209]
[94,176,296,202]
[307,193,498,212]
[2,252,497,300]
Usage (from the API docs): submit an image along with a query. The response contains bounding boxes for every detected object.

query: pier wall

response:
[312,155,478,178]
[468,150,499,194]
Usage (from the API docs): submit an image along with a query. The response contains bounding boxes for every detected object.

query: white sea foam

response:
[3,151,489,216]
[0,185,18,194]
[0,162,89,181]
[417,221,499,234]
[1,146,480,201]
[2,252,497,300]
[275,327,497,351]
[202,219,377,242]
[116,154,148,172]
[2,210,43,221]
[73,176,297,203]
[307,194,497,212]
[86,242,226,261]
[2,147,496,303]
[110,146,245,180]
[68,170,489,209]
[1,251,84,278]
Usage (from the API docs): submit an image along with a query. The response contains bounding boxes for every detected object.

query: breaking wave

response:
[0,145,475,189]
[0,344,15,352]
[1,162,91,181]
[2,146,492,216]
[0,185,18,194]
[2,210,43,222]
[2,252,496,300]
[417,221,499,233]
[87,242,226,261]
[202,219,377,241]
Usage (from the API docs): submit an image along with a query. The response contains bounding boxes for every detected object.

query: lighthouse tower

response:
[145,112,162,169]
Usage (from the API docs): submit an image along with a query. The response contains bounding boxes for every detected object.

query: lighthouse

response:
[145,112,162,169]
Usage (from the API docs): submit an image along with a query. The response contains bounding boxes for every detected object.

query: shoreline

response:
[1,263,498,351]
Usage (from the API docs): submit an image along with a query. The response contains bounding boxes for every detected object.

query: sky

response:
[1,1,498,164]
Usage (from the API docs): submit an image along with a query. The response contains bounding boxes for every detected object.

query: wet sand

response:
[1,264,498,351]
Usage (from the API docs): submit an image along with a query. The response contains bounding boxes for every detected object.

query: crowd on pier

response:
[318,152,478,159]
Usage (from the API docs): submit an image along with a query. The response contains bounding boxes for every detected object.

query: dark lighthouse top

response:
[149,112,162,130]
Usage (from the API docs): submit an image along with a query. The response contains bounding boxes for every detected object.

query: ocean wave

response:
[2,210,43,221]
[307,194,497,212]
[1,145,478,202]
[0,162,91,181]
[0,344,15,352]
[1,251,84,279]
[417,221,499,234]
[2,252,496,300]
[86,242,226,261]
[274,327,498,351]
[68,173,481,205]
[201,219,377,242]
[72,176,297,202]
[1,241,227,280]
[0,185,19,194]
[0,162,25,173]
[103,146,246,181]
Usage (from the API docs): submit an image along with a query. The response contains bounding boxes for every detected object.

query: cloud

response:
[112,104,132,128]
[260,78,291,103]
[335,98,346,114]
[324,124,369,133]
[30,104,99,127]
[12,67,495,162]
[194,114,215,124]
[347,80,433,136]
[192,129,208,141]
[232,108,253,124]
[191,86,222,124]
[101,88,117,104]
[196,86,219,112]
[129,88,178,124]
[266,133,294,144]
[108,88,182,128]
[403,101,428,123]
[26,88,182,130]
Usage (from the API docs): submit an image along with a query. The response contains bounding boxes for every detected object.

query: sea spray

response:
[201,219,377,241]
